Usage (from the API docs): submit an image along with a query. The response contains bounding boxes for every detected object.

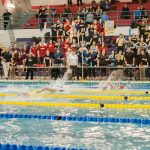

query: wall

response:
[30,0,100,6]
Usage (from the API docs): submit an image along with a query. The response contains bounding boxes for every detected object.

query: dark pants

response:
[4,21,9,30]
[88,68,96,78]
[70,65,79,79]
[26,68,34,80]
[51,68,61,79]
[68,0,72,5]
[77,0,82,6]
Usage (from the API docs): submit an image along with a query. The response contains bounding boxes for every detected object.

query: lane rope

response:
[72,90,150,95]
[0,101,150,109]
[0,143,82,150]
[0,93,150,101]
[0,114,150,125]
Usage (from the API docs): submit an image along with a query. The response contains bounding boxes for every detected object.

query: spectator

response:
[98,49,108,77]
[1,48,12,79]
[47,40,55,58]
[134,7,141,20]
[121,4,130,19]
[140,50,148,80]
[3,9,12,30]
[125,36,135,50]
[86,49,97,79]
[37,6,47,31]
[138,20,146,38]
[109,50,116,66]
[115,50,125,67]
[38,41,47,64]
[43,50,51,79]
[25,53,35,80]
[125,46,134,65]
[139,4,145,19]
[101,12,109,23]
[30,42,38,64]
[77,0,83,6]
[67,50,79,80]
[68,0,72,6]
[116,34,125,52]
[62,5,71,18]
[9,54,16,80]
[91,0,98,12]
[86,12,94,24]
[16,52,24,80]
[52,49,64,79]
[100,0,110,11]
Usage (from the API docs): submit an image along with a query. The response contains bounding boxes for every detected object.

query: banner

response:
[104,21,114,35]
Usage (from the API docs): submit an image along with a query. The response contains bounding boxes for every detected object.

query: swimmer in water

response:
[36,87,64,93]
[102,81,125,90]
[18,87,64,97]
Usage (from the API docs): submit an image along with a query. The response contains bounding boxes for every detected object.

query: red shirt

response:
[98,45,108,54]
[47,43,55,53]
[38,45,47,57]
[64,22,71,31]
[30,46,38,57]
[62,41,70,56]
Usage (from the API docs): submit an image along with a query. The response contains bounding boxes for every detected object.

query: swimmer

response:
[102,81,125,90]
[36,87,64,94]
[17,87,64,97]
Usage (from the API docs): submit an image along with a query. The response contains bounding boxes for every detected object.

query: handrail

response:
[0,10,150,29]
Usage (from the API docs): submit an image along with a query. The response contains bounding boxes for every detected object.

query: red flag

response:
[1,0,5,5]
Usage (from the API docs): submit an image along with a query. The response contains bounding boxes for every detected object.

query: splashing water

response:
[98,70,125,90]
[48,70,70,91]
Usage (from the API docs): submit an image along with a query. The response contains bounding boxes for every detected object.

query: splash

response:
[98,70,125,90]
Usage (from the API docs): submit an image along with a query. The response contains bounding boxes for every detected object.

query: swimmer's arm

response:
[36,88,57,93]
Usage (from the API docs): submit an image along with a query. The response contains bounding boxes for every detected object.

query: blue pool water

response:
[0,81,150,149]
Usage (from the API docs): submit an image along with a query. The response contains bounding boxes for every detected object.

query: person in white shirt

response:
[67,50,79,80]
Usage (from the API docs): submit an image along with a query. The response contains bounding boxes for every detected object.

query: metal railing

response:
[0,10,150,30]
[1,65,150,81]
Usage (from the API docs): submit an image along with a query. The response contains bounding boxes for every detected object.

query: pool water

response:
[0,81,150,149]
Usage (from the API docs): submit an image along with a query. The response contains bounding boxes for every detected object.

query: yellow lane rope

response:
[0,93,150,101]
[72,90,150,95]
[0,101,149,109]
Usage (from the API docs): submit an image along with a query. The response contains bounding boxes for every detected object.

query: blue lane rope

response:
[0,114,150,125]
[0,143,84,150]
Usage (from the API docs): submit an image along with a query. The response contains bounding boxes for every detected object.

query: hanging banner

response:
[104,21,114,35]
[1,0,5,5]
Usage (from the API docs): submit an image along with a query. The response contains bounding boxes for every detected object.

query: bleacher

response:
[20,0,150,29]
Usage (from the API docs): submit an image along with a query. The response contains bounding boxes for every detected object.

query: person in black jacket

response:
[37,6,47,31]
[121,4,130,19]
[25,53,35,80]
[1,48,12,79]
[3,9,12,30]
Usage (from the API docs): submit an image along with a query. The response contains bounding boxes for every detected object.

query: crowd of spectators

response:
[0,1,150,80]
[0,17,150,80]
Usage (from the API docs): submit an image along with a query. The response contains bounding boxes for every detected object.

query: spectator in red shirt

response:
[47,40,55,58]
[62,38,70,57]
[99,42,108,54]
[30,42,38,64]
[64,19,71,33]
[38,41,47,64]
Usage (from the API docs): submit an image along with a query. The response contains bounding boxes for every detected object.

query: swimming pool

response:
[0,81,150,149]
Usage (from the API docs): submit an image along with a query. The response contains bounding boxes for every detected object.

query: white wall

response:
[30,0,100,6]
